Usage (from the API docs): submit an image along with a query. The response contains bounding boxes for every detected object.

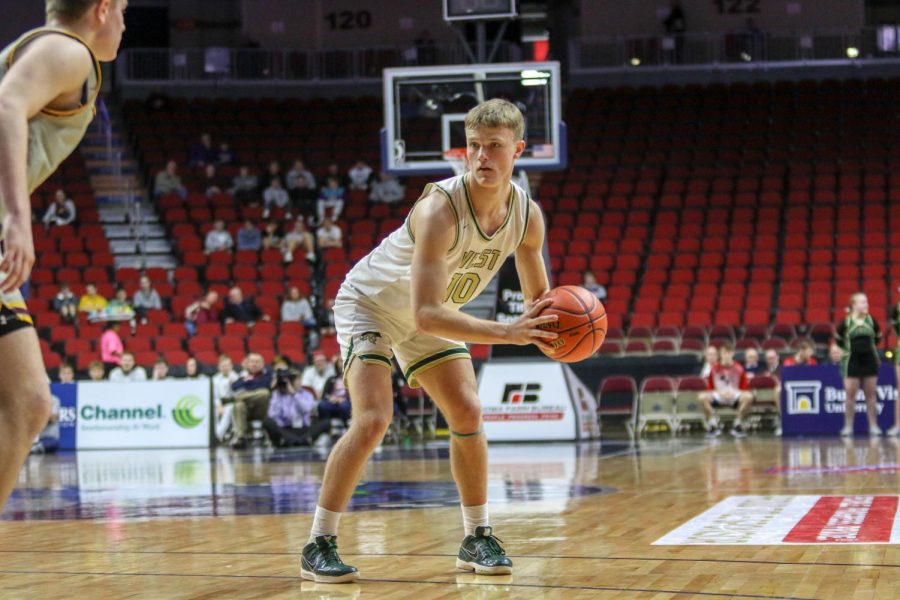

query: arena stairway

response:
[81,102,177,270]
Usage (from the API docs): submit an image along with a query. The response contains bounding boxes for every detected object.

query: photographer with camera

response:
[263,366,331,447]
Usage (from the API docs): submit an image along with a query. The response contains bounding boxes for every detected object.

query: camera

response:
[274,367,297,391]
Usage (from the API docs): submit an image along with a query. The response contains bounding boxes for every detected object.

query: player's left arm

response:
[514,200,551,307]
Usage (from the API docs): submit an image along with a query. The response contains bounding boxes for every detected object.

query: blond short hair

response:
[46,0,105,20]
[465,99,525,141]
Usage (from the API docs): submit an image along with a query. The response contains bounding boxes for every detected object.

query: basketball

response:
[537,286,607,363]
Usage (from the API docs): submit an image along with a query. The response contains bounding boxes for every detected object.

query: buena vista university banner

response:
[781,364,896,436]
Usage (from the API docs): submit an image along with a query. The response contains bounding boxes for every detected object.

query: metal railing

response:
[571,26,900,71]
[119,42,527,84]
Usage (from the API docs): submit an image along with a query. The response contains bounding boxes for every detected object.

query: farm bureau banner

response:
[52,380,211,450]
[781,364,897,436]
[477,361,599,442]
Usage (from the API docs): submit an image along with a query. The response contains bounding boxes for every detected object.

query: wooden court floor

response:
[2,436,900,599]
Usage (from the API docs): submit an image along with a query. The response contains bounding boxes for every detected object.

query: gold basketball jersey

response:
[0,27,101,196]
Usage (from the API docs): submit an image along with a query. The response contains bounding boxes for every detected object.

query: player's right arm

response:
[0,34,94,293]
[410,191,558,349]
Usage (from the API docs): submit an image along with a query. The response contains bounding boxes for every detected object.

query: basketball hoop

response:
[442,148,468,176]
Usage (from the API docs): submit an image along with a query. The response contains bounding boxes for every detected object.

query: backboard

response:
[381,62,566,176]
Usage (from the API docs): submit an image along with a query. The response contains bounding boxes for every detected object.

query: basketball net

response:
[443,148,468,176]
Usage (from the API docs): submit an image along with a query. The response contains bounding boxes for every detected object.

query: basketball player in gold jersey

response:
[301,99,559,582]
[0,0,126,511]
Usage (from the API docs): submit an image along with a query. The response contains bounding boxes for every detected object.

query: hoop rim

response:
[442,148,468,176]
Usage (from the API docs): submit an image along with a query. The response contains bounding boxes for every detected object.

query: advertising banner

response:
[478,361,599,442]
[75,380,211,449]
[655,495,900,545]
[781,364,897,436]
[51,382,78,451]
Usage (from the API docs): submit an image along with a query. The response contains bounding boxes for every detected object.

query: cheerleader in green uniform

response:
[836,293,882,437]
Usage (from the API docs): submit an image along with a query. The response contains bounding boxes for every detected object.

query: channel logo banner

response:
[75,380,210,449]
[655,495,900,545]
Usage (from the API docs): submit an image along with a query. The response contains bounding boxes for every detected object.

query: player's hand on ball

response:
[0,215,35,294]
[505,297,558,352]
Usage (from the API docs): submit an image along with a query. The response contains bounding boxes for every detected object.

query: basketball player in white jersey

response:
[0,0,126,511]
[301,99,559,582]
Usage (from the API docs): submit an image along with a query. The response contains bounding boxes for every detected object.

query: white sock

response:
[309,505,341,543]
[461,503,489,536]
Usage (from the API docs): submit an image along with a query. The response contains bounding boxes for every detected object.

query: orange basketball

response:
[537,286,607,363]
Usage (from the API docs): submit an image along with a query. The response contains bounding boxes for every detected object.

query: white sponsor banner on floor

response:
[655,495,900,545]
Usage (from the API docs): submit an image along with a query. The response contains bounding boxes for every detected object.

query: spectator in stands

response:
[784,340,818,367]
[31,394,60,454]
[369,172,405,204]
[183,356,202,379]
[109,352,147,382]
[100,322,124,369]
[281,286,317,327]
[263,369,330,447]
[78,283,108,314]
[662,0,686,63]
[236,221,262,252]
[53,283,78,324]
[57,363,75,384]
[301,352,335,400]
[261,221,283,250]
[230,165,258,204]
[212,355,239,442]
[700,345,719,378]
[88,360,106,382]
[282,219,315,262]
[151,358,172,381]
[230,352,273,448]
[184,291,220,336]
[189,132,217,167]
[347,160,374,191]
[204,219,233,254]
[42,189,76,228]
[154,160,187,199]
[217,141,235,166]
[201,163,224,198]
[826,344,844,366]
[836,293,882,437]
[700,342,752,437]
[223,286,270,324]
[287,159,317,221]
[325,162,347,186]
[742,348,764,378]
[287,159,316,192]
[316,216,343,249]
[582,271,607,302]
[108,287,132,311]
[132,276,162,321]
[318,176,345,222]
[260,160,285,192]
[262,177,291,219]
[319,364,352,427]
[765,349,781,379]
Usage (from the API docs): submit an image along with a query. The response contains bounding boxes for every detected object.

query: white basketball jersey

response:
[340,174,531,317]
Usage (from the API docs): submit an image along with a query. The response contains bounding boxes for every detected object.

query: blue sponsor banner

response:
[51,382,78,451]
[781,364,897,436]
